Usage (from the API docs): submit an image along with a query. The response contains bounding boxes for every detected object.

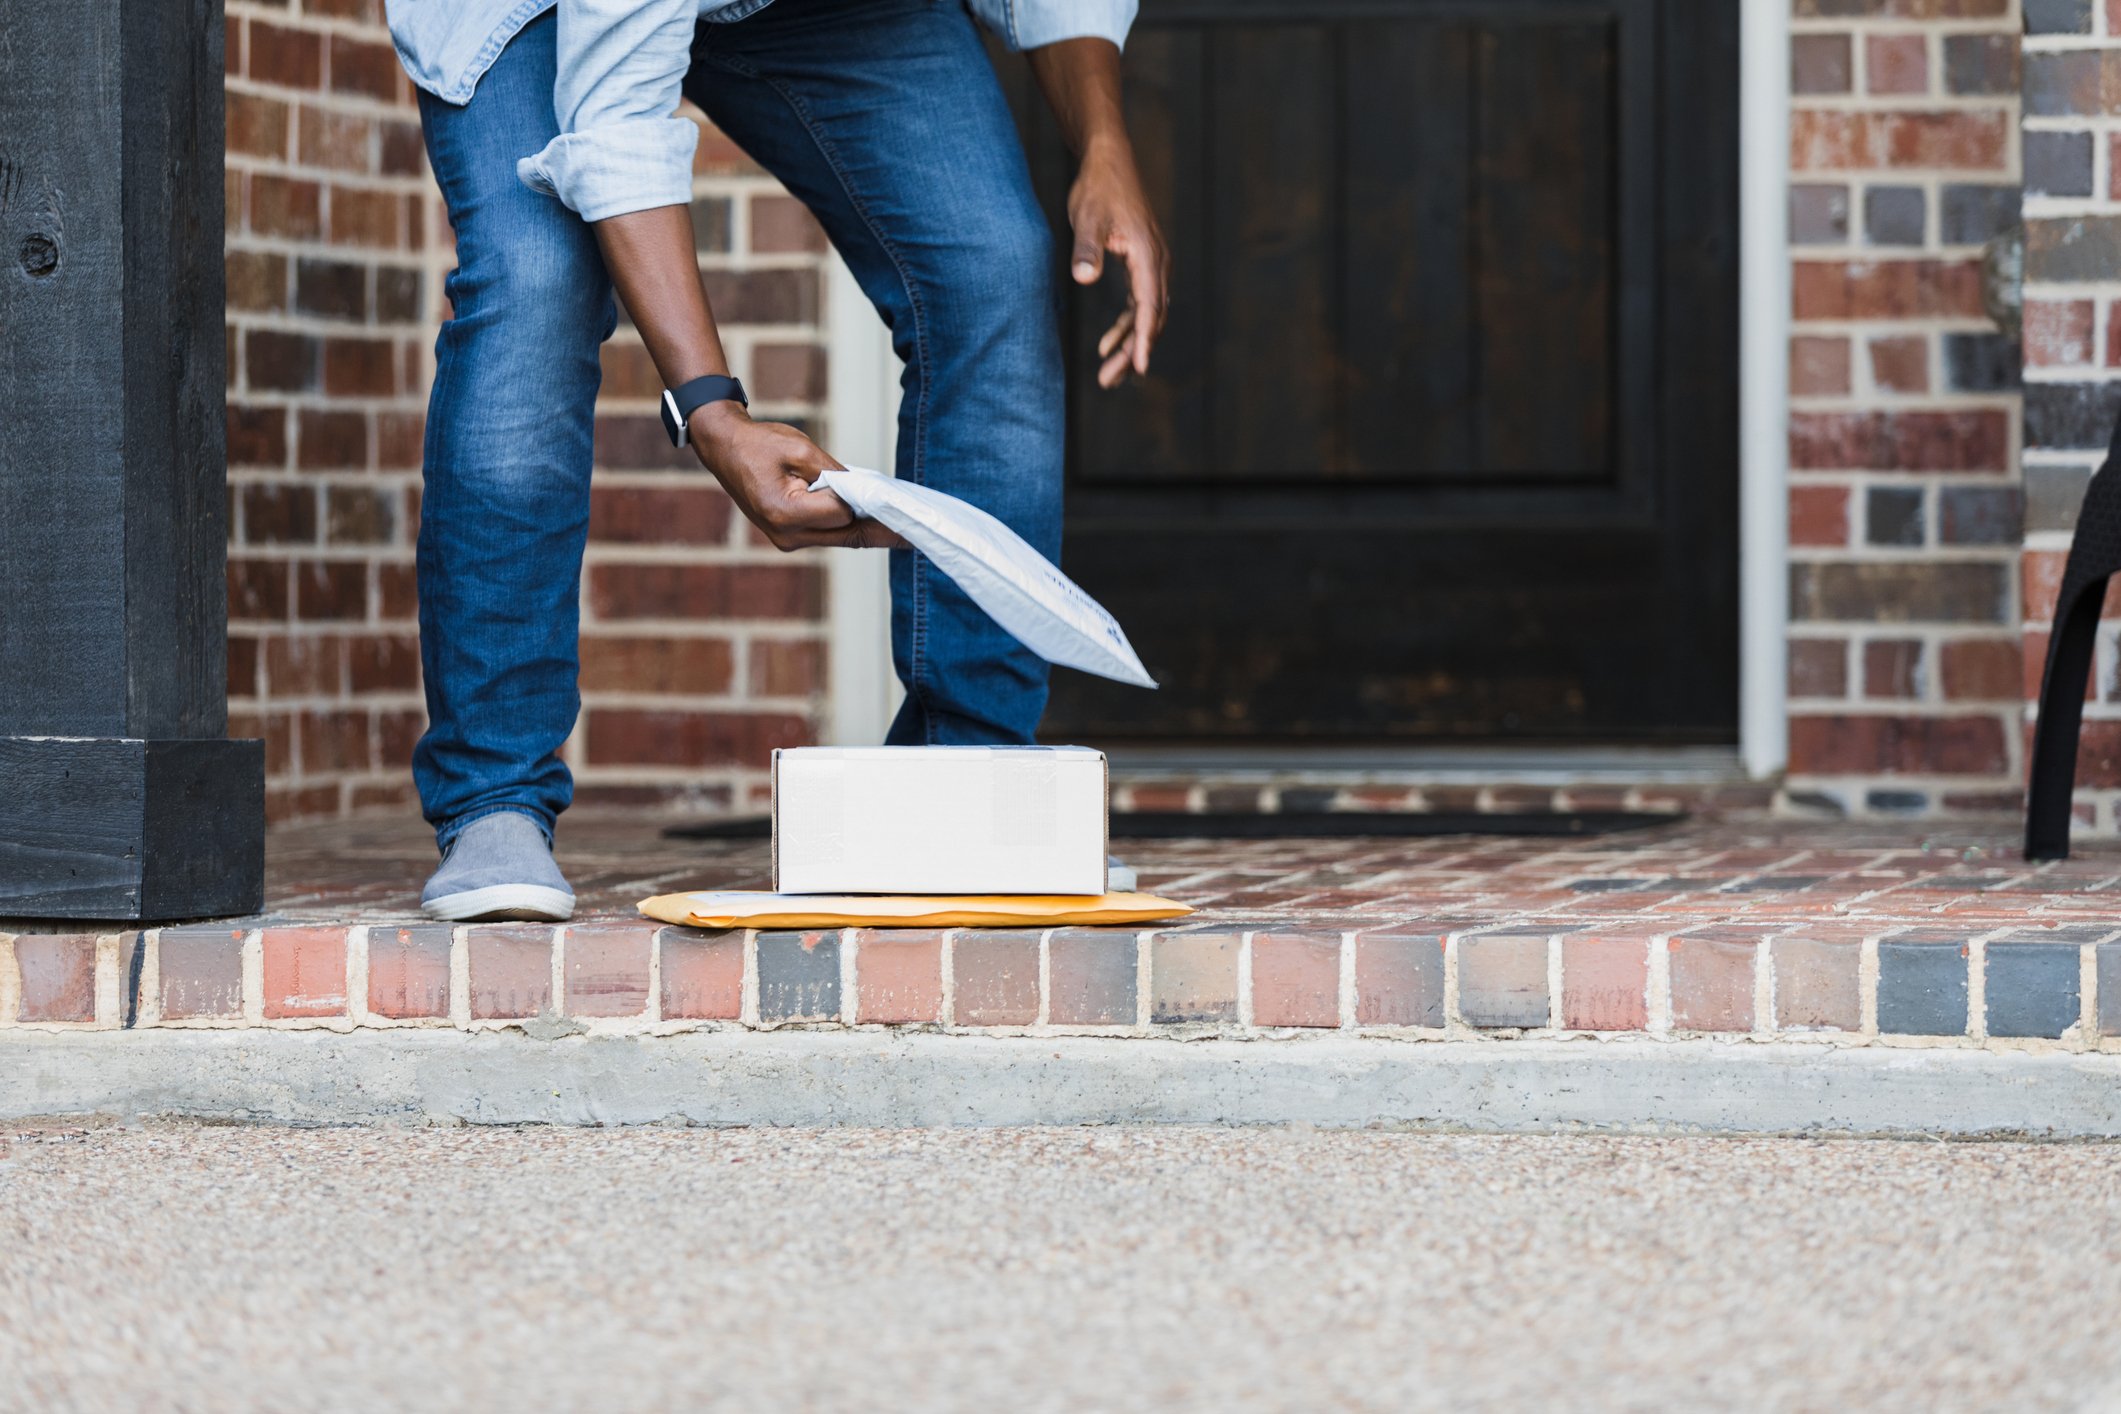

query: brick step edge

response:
[3,923,2118,1049]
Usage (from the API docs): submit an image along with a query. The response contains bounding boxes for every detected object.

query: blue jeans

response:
[413,0,1063,846]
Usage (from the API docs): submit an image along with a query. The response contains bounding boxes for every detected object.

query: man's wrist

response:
[1078,128,1132,167]
[689,398,751,454]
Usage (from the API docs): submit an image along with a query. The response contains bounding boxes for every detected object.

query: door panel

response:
[1001,0,1739,744]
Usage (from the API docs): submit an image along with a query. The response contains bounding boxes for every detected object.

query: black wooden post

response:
[0,1,265,919]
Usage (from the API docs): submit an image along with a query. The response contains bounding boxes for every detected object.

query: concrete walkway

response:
[4,1122,2118,1412]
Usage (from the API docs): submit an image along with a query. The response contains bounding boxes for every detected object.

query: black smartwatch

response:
[660,374,749,448]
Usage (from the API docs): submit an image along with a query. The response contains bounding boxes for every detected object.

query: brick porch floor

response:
[4,812,2120,1048]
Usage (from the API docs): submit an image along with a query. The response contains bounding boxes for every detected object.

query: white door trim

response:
[822,252,902,746]
[1739,0,1791,780]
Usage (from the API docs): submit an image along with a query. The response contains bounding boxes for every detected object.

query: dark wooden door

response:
[1006,0,1739,745]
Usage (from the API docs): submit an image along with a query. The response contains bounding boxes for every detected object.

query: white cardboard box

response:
[771,746,1108,896]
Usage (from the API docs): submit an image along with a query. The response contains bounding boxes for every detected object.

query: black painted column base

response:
[0,738,265,920]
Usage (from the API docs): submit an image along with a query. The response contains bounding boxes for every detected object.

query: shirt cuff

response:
[1008,0,1137,52]
[515,116,699,223]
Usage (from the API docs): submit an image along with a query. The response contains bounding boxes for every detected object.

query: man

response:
[385,0,1168,920]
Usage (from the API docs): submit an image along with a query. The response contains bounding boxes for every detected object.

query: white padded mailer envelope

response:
[772,746,1108,895]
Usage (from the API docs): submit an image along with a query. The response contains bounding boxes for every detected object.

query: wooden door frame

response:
[823,0,1791,778]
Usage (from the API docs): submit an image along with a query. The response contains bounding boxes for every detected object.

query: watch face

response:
[660,389,686,448]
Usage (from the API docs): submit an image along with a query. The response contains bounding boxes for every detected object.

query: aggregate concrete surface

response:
[3,1123,2119,1413]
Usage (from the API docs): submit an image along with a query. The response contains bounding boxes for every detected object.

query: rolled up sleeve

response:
[973,0,1137,51]
[516,0,700,223]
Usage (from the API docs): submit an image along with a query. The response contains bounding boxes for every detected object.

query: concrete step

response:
[7,1029,2121,1136]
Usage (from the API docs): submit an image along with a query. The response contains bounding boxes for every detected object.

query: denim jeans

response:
[413,0,1063,846]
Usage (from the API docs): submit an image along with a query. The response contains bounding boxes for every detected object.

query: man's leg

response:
[686,0,1064,745]
[413,12,615,852]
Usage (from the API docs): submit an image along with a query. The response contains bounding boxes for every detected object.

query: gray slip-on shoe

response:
[421,812,576,922]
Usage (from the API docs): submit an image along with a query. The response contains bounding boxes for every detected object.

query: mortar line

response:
[647,926,664,1025]
[939,930,957,1028]
[2080,943,2098,1047]
[551,925,569,1019]
[140,931,163,1029]
[241,930,265,1026]
[1037,929,1052,1029]
[1135,930,1153,1030]
[449,925,471,1029]
[1967,933,1987,1042]
[348,926,371,1029]
[1546,933,1563,1032]
[741,929,761,1028]
[839,928,857,1027]
[1647,931,1674,1038]
[1640,932,1662,1036]
[0,935,18,1028]
[1442,929,1463,1031]
[1859,932,1882,1038]
[94,934,120,1031]
[1753,933,1776,1040]
[1338,929,1356,1030]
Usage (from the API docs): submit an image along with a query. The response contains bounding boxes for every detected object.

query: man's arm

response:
[1027,38,1167,388]
[595,206,893,551]
[516,1,888,550]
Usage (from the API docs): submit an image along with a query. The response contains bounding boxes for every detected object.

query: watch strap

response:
[661,373,749,447]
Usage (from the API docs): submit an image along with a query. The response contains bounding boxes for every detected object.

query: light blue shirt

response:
[386,0,1136,223]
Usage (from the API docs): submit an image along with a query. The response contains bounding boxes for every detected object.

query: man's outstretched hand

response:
[1030,37,1169,389]
[691,403,902,552]
[593,204,897,551]
[1069,140,1168,388]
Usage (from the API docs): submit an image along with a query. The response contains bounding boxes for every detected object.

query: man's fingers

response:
[770,480,903,548]
[1125,233,1165,375]
[1098,345,1131,389]
[841,517,907,550]
[777,517,906,551]
[774,482,858,531]
[1071,228,1105,285]
[1098,307,1135,359]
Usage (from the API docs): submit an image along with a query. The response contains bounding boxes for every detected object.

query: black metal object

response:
[2025,415,2121,861]
[0,1,264,919]
[669,811,1682,843]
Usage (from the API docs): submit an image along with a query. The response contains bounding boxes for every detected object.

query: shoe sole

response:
[421,884,576,923]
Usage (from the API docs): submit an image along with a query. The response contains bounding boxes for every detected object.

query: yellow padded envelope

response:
[639,890,1193,930]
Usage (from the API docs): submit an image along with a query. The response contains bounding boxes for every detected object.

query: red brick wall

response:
[1785,0,2026,817]
[224,0,435,823]
[2021,0,2121,834]
[226,2,832,826]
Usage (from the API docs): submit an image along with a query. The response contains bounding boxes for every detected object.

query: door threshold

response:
[1101,744,1749,786]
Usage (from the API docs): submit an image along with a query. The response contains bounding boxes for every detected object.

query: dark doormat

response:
[663,811,1682,842]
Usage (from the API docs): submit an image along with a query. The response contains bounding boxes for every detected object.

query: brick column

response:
[1785,0,2026,817]
[2021,0,2121,835]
